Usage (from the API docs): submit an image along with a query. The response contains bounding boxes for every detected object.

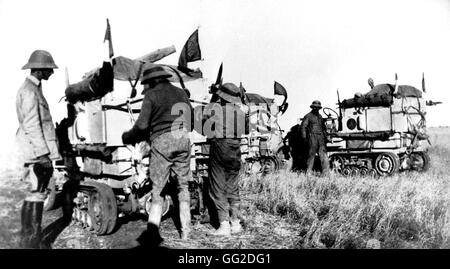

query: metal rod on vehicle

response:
[189,99,208,105]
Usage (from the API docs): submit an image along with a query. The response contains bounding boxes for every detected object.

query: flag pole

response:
[102,18,114,143]
[103,18,114,62]
[422,72,426,93]
[197,25,207,101]
[65,67,70,88]
[393,73,398,94]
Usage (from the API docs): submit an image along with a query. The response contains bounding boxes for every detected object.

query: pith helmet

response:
[216,83,242,104]
[22,50,58,70]
[141,65,172,85]
[310,100,322,109]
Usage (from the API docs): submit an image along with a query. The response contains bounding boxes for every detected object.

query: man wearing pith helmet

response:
[121,65,193,247]
[300,100,330,175]
[16,50,61,248]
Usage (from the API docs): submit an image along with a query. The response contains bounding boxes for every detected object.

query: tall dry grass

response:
[241,128,450,249]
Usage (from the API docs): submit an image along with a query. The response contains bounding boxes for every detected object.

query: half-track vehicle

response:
[191,69,290,178]
[46,27,206,234]
[322,76,435,177]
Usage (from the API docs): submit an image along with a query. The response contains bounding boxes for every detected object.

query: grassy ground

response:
[240,127,450,249]
[0,127,449,249]
[0,169,302,249]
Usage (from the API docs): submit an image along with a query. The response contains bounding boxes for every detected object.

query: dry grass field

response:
[240,126,450,249]
[0,127,449,249]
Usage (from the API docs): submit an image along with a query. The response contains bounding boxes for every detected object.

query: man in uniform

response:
[300,100,330,175]
[122,65,193,246]
[203,83,247,236]
[16,50,60,248]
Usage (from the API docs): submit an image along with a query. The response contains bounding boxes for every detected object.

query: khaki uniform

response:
[300,111,330,174]
[16,76,61,201]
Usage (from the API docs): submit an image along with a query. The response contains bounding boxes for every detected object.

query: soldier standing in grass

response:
[121,65,193,247]
[300,100,330,175]
[203,83,248,236]
[15,50,60,248]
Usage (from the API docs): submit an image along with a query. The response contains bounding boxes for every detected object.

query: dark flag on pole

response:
[422,72,426,93]
[274,81,287,99]
[104,18,114,59]
[274,81,288,115]
[178,29,202,73]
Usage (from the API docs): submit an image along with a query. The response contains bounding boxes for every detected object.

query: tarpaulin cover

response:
[245,93,274,106]
[245,92,278,116]
[396,85,422,98]
[367,84,422,98]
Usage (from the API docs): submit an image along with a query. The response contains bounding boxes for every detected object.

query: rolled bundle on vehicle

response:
[340,84,423,109]
[341,93,393,108]
[65,61,114,104]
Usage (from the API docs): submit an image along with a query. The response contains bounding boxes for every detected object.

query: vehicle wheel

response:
[342,166,352,177]
[410,151,431,172]
[351,167,360,177]
[359,167,370,177]
[275,149,288,170]
[375,152,400,176]
[260,156,279,175]
[84,181,117,235]
[330,155,344,173]
[368,169,378,177]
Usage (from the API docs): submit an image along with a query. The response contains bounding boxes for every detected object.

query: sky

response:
[0,0,449,167]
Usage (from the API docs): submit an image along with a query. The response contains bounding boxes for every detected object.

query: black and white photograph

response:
[0,0,449,258]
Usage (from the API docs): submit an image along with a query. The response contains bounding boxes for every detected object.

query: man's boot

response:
[209,220,231,236]
[136,203,163,248]
[29,201,44,249]
[19,201,33,248]
[20,201,43,249]
[179,201,191,240]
